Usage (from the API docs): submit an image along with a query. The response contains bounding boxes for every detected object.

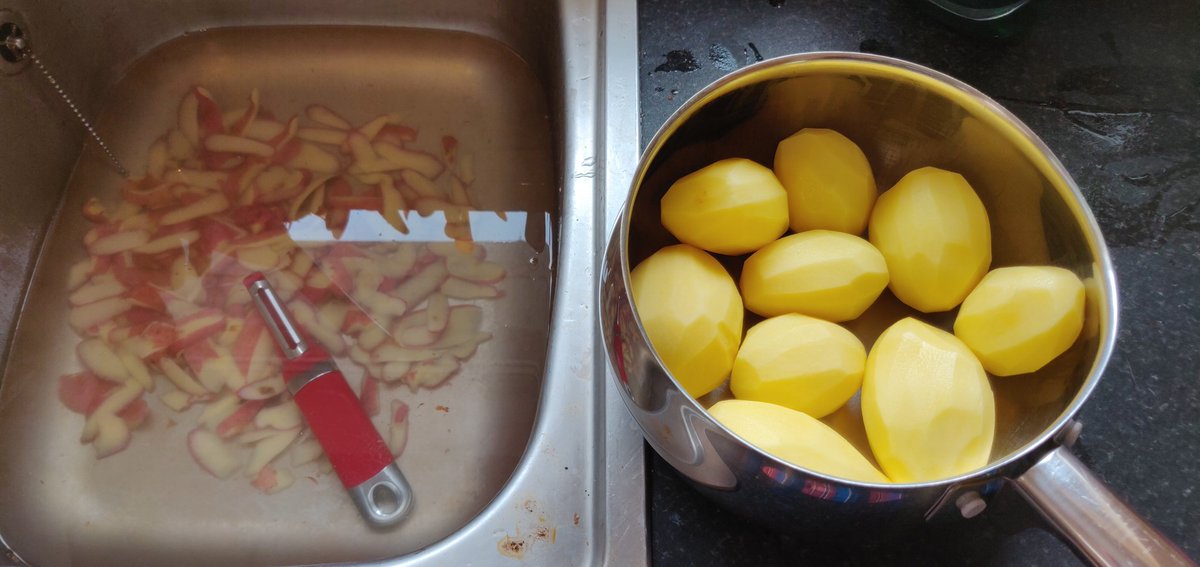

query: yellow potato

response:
[660,158,789,255]
[774,128,877,235]
[731,314,865,419]
[954,266,1085,376]
[740,230,889,322]
[631,244,743,398]
[820,395,878,470]
[709,399,889,483]
[868,167,992,313]
[862,317,995,483]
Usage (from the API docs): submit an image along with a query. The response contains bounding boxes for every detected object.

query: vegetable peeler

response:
[244,272,413,528]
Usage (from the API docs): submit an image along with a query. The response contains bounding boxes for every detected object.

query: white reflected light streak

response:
[286,210,549,247]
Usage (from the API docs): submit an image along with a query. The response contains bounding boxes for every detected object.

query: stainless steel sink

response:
[0,1,644,565]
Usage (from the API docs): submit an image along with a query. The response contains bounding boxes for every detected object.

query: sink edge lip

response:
[373,0,648,565]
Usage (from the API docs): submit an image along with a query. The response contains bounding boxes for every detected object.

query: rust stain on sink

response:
[498,498,557,559]
[497,531,528,559]
[531,525,557,544]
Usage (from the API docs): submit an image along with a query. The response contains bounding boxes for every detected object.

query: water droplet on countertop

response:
[708,43,738,72]
[654,50,700,73]
[745,42,764,63]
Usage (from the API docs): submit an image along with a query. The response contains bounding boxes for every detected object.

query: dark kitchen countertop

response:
[636,1,1200,565]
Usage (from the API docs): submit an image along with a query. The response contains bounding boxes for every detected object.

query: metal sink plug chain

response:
[1,18,128,177]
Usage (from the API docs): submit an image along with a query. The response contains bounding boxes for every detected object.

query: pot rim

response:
[612,50,1119,490]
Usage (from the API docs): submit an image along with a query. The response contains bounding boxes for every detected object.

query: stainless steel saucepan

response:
[599,52,1194,566]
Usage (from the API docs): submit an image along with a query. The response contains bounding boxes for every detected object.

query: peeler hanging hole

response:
[349,463,414,527]
[371,483,401,516]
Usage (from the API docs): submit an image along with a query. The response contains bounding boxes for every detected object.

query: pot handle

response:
[1013,445,1195,566]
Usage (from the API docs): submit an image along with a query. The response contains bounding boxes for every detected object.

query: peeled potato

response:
[660,158,789,255]
[731,314,865,419]
[774,128,877,235]
[954,266,1086,376]
[862,317,995,483]
[709,399,889,483]
[740,230,889,322]
[820,395,877,469]
[868,167,991,313]
[631,244,743,398]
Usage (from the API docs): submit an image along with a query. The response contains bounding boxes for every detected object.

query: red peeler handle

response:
[245,273,412,528]
[285,350,393,488]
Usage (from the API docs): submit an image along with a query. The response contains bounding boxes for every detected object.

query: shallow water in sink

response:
[0,26,556,566]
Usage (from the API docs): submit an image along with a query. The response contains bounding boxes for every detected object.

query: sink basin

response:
[0,1,644,565]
